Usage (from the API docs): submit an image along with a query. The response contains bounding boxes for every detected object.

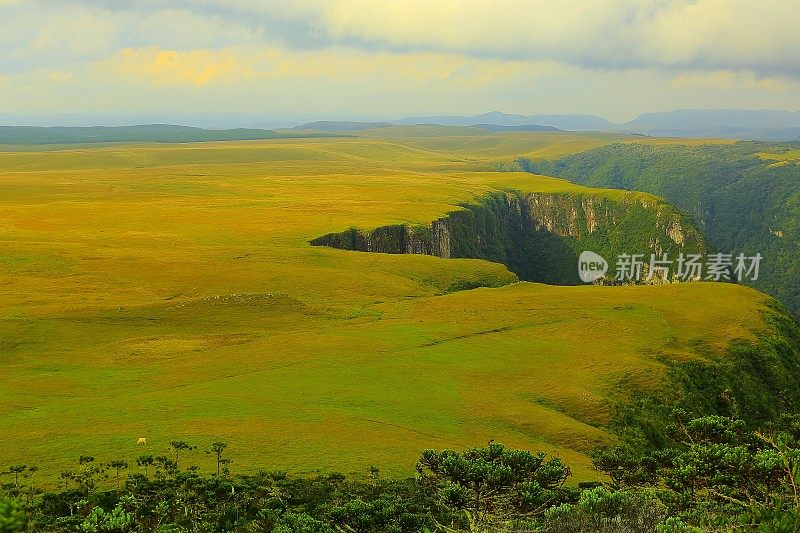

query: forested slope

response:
[519,142,800,315]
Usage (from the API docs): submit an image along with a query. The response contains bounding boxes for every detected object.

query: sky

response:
[1,0,799,123]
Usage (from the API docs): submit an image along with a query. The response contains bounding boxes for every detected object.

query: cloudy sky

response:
[1,0,799,122]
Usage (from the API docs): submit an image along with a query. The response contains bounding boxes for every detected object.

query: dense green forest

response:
[517,141,800,316]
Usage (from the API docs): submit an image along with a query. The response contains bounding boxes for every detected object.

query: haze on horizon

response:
[1,0,799,124]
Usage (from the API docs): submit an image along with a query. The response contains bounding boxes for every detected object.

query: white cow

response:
[137,437,147,446]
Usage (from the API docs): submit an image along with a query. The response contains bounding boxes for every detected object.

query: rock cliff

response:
[310,190,708,285]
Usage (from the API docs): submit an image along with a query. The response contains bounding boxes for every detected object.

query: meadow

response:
[0,130,771,482]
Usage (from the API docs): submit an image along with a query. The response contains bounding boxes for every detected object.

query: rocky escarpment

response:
[310,190,708,284]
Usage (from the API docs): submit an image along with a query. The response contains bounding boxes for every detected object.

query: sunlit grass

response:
[758,149,800,167]
[0,134,772,482]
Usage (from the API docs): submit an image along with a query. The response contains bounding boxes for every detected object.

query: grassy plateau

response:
[0,130,774,482]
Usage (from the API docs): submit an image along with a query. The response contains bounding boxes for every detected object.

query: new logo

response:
[578,251,608,283]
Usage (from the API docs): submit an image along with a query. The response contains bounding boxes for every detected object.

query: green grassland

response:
[0,131,776,483]
[355,126,734,165]
[759,148,800,166]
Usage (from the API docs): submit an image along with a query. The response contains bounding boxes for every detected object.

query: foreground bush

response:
[3,418,800,532]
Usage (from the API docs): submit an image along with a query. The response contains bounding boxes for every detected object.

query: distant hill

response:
[396,111,614,131]
[514,114,615,131]
[0,113,350,130]
[626,109,800,130]
[5,109,800,143]
[621,109,800,140]
[292,120,392,131]
[471,123,562,132]
[396,109,800,140]
[0,124,346,145]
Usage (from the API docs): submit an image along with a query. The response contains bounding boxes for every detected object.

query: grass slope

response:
[0,133,776,482]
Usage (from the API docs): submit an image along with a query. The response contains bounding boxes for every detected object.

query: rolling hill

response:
[0,131,797,484]
[0,124,345,145]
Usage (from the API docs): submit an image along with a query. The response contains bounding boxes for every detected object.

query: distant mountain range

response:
[292,119,561,133]
[621,109,800,140]
[395,111,613,131]
[395,109,800,140]
[292,109,798,140]
[2,109,800,141]
[628,109,800,129]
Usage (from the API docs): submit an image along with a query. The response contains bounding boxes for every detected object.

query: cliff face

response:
[310,190,708,285]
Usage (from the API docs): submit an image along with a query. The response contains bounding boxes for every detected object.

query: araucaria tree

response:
[416,441,573,529]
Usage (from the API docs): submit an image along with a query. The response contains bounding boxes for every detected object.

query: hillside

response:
[0,124,345,145]
[0,133,796,484]
[519,141,800,316]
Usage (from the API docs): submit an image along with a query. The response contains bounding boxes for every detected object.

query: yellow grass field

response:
[0,131,772,482]
[759,149,800,167]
